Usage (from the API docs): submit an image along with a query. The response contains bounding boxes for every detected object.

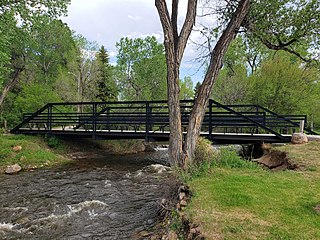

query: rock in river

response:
[5,164,22,174]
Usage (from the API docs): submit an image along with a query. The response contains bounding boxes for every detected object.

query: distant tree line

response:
[0,0,319,135]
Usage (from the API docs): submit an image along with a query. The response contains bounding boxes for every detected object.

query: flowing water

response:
[0,149,173,240]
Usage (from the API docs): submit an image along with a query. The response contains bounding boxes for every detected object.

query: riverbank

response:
[0,134,150,174]
[0,134,70,173]
[184,141,320,239]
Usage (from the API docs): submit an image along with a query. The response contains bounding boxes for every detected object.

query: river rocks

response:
[12,145,22,151]
[314,205,320,214]
[150,164,171,173]
[291,133,308,144]
[167,230,178,240]
[5,164,22,174]
[144,144,156,152]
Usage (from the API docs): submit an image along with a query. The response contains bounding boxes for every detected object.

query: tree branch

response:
[171,0,179,49]
[177,0,198,64]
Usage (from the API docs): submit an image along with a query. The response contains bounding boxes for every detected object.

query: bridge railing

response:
[11,99,316,141]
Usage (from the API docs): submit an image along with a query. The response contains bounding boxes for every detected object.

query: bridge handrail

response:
[10,104,50,133]
[256,105,316,135]
[11,100,317,141]
[209,100,287,141]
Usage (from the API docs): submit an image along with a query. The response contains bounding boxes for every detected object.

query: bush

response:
[215,149,258,169]
[46,136,61,149]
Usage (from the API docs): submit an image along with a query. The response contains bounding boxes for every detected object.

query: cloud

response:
[63,0,218,84]
[128,15,142,21]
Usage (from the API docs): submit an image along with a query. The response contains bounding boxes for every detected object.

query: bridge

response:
[10,99,317,144]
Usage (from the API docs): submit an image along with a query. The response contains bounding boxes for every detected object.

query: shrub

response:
[46,136,61,149]
[215,148,258,169]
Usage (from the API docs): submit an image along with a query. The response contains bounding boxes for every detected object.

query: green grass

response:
[0,134,70,172]
[186,142,320,240]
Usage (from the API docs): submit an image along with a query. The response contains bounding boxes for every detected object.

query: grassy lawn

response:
[0,134,70,172]
[186,142,320,240]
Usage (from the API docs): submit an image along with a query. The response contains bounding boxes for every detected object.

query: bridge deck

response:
[11,100,316,144]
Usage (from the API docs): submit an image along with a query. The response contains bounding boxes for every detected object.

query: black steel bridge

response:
[10,99,317,144]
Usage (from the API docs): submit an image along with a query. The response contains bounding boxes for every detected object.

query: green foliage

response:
[245,0,320,61]
[28,16,76,83]
[212,64,249,104]
[116,36,167,101]
[215,149,258,169]
[194,137,217,165]
[194,82,201,98]
[0,0,71,22]
[46,136,62,149]
[15,83,61,113]
[0,0,72,103]
[96,46,118,101]
[179,76,194,100]
[247,52,319,115]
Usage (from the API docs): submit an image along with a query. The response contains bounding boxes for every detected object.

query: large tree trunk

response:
[183,0,250,165]
[156,0,197,167]
[156,0,249,168]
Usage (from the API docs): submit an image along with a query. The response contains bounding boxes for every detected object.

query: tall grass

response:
[180,137,258,181]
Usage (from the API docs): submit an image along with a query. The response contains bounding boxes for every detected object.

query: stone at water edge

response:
[12,145,22,151]
[168,230,178,240]
[291,133,308,144]
[5,164,22,174]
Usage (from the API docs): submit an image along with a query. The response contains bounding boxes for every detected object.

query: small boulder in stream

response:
[5,164,22,174]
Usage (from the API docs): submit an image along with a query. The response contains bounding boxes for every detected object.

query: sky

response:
[62,0,210,84]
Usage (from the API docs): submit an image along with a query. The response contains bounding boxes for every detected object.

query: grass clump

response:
[185,141,320,240]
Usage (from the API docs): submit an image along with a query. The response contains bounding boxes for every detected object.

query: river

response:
[0,149,173,239]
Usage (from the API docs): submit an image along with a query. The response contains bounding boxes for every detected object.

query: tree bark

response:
[155,0,197,167]
[183,0,250,165]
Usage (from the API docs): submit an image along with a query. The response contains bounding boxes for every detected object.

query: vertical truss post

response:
[209,99,213,139]
[92,103,97,139]
[145,102,150,142]
[47,104,52,133]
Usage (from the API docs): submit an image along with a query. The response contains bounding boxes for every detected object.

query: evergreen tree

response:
[96,46,118,101]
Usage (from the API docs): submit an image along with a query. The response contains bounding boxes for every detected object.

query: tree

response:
[0,12,26,107]
[211,64,249,105]
[194,82,201,99]
[156,0,250,168]
[180,76,194,100]
[242,0,320,62]
[116,36,167,101]
[27,16,76,83]
[96,46,118,101]
[0,0,71,107]
[248,52,318,114]
[156,0,320,168]
[68,35,99,110]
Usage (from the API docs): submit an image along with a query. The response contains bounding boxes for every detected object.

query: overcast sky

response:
[63,0,207,84]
